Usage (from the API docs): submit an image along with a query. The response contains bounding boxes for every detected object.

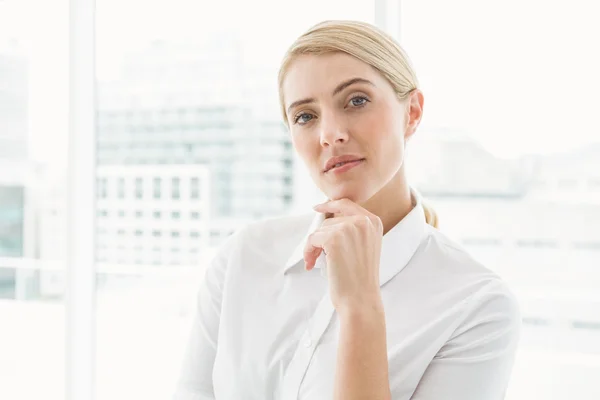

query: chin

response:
[325,183,374,204]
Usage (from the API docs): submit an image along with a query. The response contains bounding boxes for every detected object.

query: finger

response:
[313,198,371,217]
[303,231,330,271]
[303,247,322,271]
[319,215,357,228]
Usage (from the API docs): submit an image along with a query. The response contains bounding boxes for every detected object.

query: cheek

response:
[366,112,406,167]
[292,134,319,165]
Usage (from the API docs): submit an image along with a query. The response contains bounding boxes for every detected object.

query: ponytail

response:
[422,201,439,228]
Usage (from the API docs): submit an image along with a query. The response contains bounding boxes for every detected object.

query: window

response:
[135,210,143,218]
[171,231,180,238]
[152,230,161,238]
[135,177,143,199]
[190,211,200,220]
[190,231,200,238]
[134,230,143,237]
[401,2,600,398]
[97,178,108,198]
[171,177,180,199]
[573,242,600,250]
[153,210,161,219]
[171,211,180,219]
[191,177,200,199]
[153,177,161,199]
[462,238,502,246]
[117,177,125,199]
[118,210,125,218]
[516,239,558,249]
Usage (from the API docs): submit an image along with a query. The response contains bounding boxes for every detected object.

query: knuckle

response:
[356,216,368,227]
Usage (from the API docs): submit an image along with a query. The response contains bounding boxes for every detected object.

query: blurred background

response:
[0,0,599,399]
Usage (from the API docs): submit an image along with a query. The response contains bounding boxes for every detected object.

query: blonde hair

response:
[277,20,438,229]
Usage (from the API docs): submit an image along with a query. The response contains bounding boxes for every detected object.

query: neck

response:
[360,169,413,236]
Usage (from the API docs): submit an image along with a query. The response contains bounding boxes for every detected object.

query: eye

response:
[348,95,369,108]
[293,112,314,125]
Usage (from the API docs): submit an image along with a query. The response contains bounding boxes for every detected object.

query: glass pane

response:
[0,1,69,399]
[95,1,375,398]
[402,1,600,398]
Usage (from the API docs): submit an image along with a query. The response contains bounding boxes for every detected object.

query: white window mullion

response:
[374,0,403,42]
[66,0,97,399]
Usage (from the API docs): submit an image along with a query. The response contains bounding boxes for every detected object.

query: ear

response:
[404,89,424,142]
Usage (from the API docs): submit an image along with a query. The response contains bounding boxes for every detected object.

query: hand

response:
[303,199,384,312]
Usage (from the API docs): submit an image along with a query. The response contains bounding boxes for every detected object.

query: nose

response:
[319,113,349,147]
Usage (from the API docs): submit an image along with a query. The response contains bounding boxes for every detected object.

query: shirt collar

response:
[282,188,429,286]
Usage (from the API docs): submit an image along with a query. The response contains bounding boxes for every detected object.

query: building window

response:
[171,211,180,219]
[152,230,162,237]
[190,211,200,220]
[171,231,180,238]
[118,178,125,199]
[97,210,108,217]
[117,229,125,236]
[573,241,600,250]
[172,177,180,200]
[135,230,143,237]
[153,178,161,199]
[191,177,200,199]
[153,210,162,219]
[516,239,558,248]
[118,210,125,218]
[462,238,502,246]
[135,211,143,218]
[190,231,200,238]
[97,178,108,198]
[135,177,143,199]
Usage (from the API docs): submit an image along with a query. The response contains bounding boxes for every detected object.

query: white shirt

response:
[174,192,521,400]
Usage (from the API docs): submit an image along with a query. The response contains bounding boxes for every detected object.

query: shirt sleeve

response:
[173,229,242,400]
[408,279,522,400]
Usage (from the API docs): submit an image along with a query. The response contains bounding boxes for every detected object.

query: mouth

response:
[325,158,366,174]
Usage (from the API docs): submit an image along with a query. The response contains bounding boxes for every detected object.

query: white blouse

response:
[174,193,521,399]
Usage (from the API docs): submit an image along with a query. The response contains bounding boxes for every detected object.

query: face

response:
[282,52,424,205]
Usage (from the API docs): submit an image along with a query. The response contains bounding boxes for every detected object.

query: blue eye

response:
[294,113,314,125]
[349,96,369,107]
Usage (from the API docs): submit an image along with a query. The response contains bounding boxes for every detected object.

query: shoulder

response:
[412,225,521,320]
[417,225,503,281]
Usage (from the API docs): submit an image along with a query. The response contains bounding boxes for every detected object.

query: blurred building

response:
[95,165,210,267]
[96,39,294,218]
[408,129,600,344]
[95,39,294,264]
[0,44,36,300]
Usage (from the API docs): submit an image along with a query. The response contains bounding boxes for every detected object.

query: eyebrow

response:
[286,77,376,115]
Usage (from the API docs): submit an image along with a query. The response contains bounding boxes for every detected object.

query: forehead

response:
[282,52,384,103]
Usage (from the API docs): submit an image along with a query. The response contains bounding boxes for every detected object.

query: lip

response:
[323,155,366,173]
[325,158,365,174]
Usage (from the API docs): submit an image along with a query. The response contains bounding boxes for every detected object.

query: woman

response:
[175,20,520,400]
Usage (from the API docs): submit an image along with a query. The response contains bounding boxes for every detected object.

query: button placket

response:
[279,292,335,399]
